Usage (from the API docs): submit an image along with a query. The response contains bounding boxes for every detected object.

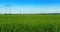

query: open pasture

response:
[0,14,60,32]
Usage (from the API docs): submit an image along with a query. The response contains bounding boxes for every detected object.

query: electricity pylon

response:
[5,4,11,14]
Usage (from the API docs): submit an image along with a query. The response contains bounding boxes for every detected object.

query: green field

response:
[0,14,60,32]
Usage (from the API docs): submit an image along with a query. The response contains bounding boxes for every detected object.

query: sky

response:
[0,0,60,14]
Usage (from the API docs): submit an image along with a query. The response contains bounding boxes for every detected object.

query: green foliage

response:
[0,14,60,32]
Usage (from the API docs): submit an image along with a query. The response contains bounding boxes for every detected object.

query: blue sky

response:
[0,0,60,14]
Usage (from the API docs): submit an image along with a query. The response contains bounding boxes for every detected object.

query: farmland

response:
[0,14,60,32]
